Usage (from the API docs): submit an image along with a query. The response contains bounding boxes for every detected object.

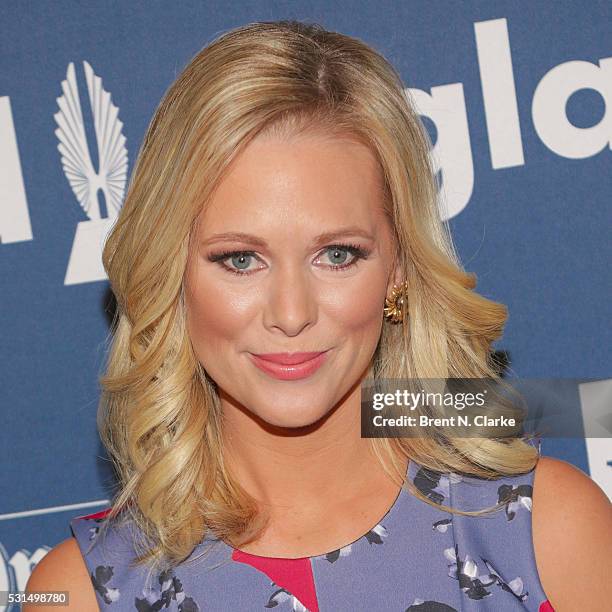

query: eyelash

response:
[207,243,370,276]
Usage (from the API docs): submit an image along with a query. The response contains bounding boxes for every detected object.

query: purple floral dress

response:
[70,455,555,611]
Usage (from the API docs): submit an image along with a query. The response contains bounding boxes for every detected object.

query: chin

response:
[255,404,330,430]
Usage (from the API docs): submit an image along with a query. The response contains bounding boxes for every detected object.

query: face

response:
[184,129,401,429]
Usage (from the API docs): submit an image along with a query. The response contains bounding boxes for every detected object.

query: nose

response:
[263,263,317,337]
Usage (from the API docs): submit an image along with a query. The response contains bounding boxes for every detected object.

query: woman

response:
[27,20,610,611]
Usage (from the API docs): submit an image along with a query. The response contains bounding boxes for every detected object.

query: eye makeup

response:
[207,242,371,276]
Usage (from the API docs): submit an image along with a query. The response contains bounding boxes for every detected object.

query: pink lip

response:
[249,351,329,380]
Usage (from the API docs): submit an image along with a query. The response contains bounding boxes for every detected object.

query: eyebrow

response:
[201,227,375,248]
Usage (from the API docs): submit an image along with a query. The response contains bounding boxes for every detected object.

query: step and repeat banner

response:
[1,1,610,602]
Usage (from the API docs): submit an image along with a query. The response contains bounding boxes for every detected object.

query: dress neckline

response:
[216,457,412,561]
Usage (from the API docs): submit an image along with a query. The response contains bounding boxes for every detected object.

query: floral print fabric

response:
[69,456,554,611]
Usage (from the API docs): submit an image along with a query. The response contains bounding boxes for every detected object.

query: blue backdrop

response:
[1,1,610,600]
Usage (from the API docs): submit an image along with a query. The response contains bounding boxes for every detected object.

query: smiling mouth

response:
[249,350,330,380]
[251,351,328,365]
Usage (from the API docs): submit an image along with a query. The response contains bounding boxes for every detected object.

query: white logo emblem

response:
[54,61,128,285]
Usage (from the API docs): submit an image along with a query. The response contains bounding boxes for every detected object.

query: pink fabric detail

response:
[232,549,319,612]
[77,507,113,520]
[539,600,555,612]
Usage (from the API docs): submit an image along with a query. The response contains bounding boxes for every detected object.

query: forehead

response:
[196,131,388,234]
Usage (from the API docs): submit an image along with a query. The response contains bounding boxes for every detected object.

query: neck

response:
[219,381,381,517]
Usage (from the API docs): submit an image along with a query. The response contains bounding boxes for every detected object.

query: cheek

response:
[185,279,257,360]
[320,269,386,333]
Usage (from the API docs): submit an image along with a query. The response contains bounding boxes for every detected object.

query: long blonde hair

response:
[96,19,539,571]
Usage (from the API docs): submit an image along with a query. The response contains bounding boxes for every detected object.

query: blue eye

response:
[325,247,349,265]
[228,253,253,271]
[207,250,260,275]
[320,244,369,271]
[207,243,370,276]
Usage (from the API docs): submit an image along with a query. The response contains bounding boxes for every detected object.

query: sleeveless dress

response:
[69,457,555,612]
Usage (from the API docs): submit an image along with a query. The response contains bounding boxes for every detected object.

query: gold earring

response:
[384,280,409,324]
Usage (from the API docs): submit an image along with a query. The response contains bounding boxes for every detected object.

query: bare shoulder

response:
[532,455,612,611]
[24,537,99,611]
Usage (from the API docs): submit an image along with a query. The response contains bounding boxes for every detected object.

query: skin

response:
[183,129,405,556]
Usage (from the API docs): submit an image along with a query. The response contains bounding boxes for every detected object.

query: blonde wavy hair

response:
[96,19,540,572]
